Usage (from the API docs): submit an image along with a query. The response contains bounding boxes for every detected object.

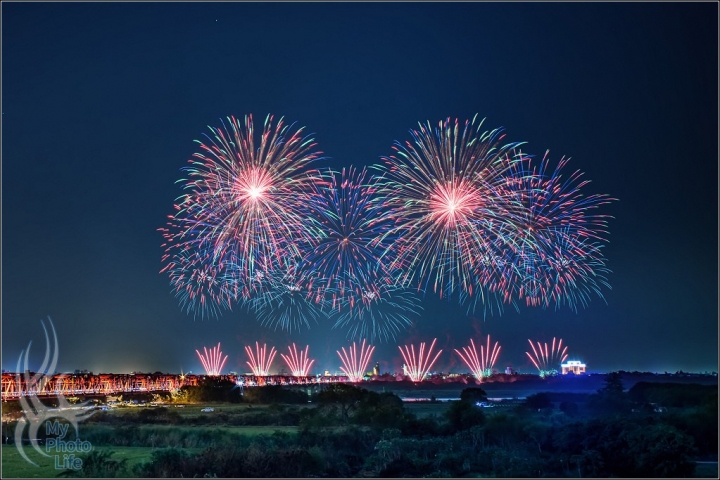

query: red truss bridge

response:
[1,372,350,400]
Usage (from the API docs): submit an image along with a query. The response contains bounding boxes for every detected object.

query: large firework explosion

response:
[399,338,443,383]
[483,153,615,311]
[304,167,395,308]
[161,114,615,337]
[160,114,323,310]
[374,115,523,300]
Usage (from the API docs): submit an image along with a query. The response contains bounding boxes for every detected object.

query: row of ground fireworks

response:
[197,337,572,382]
[162,114,615,342]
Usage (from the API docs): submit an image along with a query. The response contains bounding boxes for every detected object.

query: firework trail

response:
[374,115,523,301]
[245,342,277,376]
[332,274,421,343]
[160,113,616,331]
[280,344,315,376]
[160,241,241,319]
[337,340,375,382]
[247,258,328,332]
[399,338,443,382]
[487,152,615,311]
[160,114,324,316]
[304,166,396,309]
[526,337,569,377]
[454,336,501,380]
[196,343,228,376]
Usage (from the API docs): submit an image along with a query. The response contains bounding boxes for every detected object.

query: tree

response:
[524,393,552,410]
[313,384,366,423]
[460,387,488,403]
[559,400,579,416]
[599,372,624,394]
[445,400,486,431]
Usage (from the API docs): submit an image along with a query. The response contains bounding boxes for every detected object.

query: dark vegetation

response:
[7,373,716,477]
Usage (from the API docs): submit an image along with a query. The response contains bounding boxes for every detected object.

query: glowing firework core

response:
[195,342,228,376]
[399,338,443,383]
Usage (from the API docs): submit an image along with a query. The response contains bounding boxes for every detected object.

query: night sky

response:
[2,2,717,376]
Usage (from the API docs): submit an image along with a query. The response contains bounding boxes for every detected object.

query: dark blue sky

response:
[3,2,717,375]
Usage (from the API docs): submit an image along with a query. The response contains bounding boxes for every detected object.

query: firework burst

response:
[161,114,323,317]
[454,336,501,380]
[305,167,393,298]
[247,258,328,332]
[375,115,523,301]
[488,152,615,311]
[160,241,242,319]
[526,337,569,377]
[245,342,277,376]
[337,340,375,382]
[399,338,443,383]
[280,344,315,376]
[332,274,421,343]
[196,343,228,376]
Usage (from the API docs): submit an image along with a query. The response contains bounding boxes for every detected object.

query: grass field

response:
[1,445,176,478]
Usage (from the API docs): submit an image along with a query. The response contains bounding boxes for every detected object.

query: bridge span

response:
[1,372,350,401]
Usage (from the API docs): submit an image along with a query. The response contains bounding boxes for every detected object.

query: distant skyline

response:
[2,2,717,375]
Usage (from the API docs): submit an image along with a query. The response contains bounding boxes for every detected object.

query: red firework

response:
[525,337,569,376]
[454,336,501,380]
[399,338,443,383]
[280,343,315,376]
[245,342,277,376]
[337,340,375,382]
[195,342,228,376]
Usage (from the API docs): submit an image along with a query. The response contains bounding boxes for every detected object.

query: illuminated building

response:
[561,360,586,375]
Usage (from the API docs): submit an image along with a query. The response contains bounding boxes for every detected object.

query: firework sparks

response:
[526,337,569,378]
[399,338,443,383]
[486,152,615,311]
[248,258,328,332]
[161,114,323,317]
[303,167,395,305]
[332,274,421,343]
[195,343,228,376]
[245,342,277,376]
[280,344,315,377]
[454,336,501,381]
[337,340,375,382]
[375,115,523,301]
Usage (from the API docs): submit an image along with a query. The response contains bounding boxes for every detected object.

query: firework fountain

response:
[195,342,228,376]
[454,335,501,381]
[337,340,375,382]
[280,343,315,377]
[526,337,569,378]
[245,342,277,376]
[399,338,443,382]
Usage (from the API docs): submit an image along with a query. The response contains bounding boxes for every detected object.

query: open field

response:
[1,445,181,479]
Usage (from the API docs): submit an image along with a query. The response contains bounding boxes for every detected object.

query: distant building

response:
[505,367,516,375]
[561,360,586,375]
[373,362,380,376]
